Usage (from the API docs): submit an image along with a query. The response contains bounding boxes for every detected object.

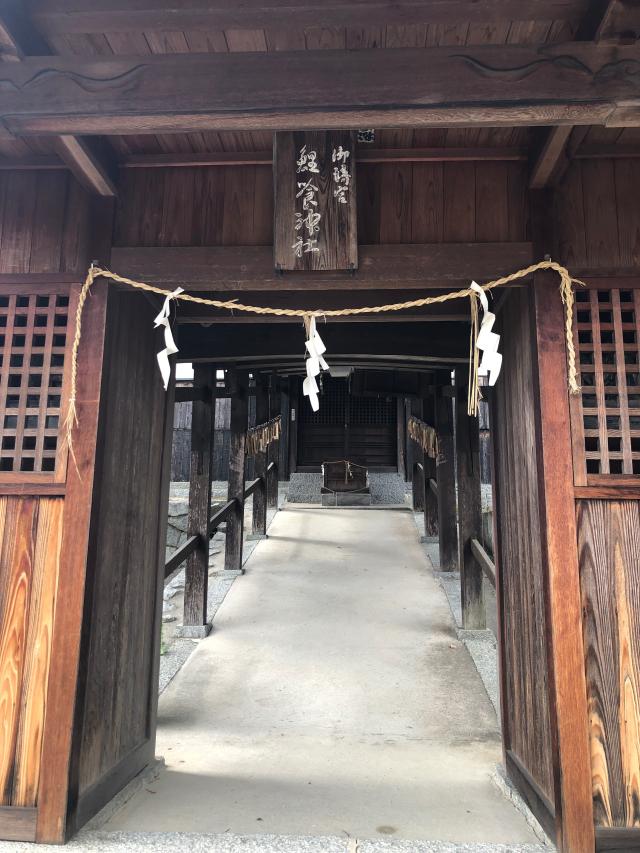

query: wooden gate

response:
[0,273,174,842]
[297,377,396,469]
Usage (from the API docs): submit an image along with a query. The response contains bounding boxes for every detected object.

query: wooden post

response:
[268,375,279,508]
[435,377,458,571]
[288,376,299,475]
[455,374,485,629]
[422,384,438,537]
[225,369,248,573]
[397,398,406,479]
[182,364,215,635]
[412,460,425,511]
[279,378,291,481]
[530,191,594,853]
[252,374,268,536]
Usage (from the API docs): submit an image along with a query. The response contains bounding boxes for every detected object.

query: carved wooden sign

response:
[274,131,357,272]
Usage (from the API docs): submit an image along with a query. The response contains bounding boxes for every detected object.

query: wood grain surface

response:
[578,499,640,828]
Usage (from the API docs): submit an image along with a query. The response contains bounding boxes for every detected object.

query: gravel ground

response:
[0,832,549,853]
[286,471,409,504]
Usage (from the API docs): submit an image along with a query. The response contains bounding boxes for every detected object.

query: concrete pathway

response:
[103,505,540,846]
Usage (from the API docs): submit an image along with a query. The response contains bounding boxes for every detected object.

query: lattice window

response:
[349,394,395,426]
[0,289,73,483]
[570,285,640,484]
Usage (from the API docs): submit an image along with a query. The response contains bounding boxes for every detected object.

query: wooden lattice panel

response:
[0,288,73,485]
[570,284,640,485]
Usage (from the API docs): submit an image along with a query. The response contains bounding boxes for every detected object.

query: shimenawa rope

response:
[64,260,584,461]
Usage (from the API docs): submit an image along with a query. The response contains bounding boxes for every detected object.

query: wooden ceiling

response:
[1,1,639,166]
[41,13,579,157]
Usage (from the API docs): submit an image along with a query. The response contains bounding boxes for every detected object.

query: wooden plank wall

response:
[359,161,528,244]
[0,497,63,810]
[69,290,171,820]
[491,287,556,810]
[172,398,231,482]
[0,170,92,273]
[577,499,640,830]
[114,162,529,247]
[555,158,640,271]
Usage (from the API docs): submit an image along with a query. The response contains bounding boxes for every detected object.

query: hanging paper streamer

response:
[246,415,282,457]
[154,286,184,390]
[302,316,329,411]
[470,282,502,386]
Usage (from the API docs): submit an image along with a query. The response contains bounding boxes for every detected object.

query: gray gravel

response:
[286,472,409,504]
[0,833,549,853]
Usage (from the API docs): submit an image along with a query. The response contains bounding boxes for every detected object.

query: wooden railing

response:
[471,537,496,589]
[164,461,278,581]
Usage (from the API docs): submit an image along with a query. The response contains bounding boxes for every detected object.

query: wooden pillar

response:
[530,191,593,853]
[268,375,279,508]
[396,398,406,479]
[407,398,421,491]
[455,373,485,629]
[422,384,438,537]
[252,374,268,536]
[225,369,248,572]
[183,365,215,633]
[435,377,458,571]
[288,376,299,475]
[279,378,291,481]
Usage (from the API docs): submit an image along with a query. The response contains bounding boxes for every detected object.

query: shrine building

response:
[1,3,640,852]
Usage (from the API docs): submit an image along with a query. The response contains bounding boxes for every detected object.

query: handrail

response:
[244,477,262,498]
[209,499,235,533]
[266,461,277,474]
[428,477,438,497]
[164,498,236,581]
[164,534,199,579]
[471,537,496,589]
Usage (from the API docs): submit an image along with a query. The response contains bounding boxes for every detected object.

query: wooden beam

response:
[52,135,116,197]
[28,0,587,34]
[0,1,50,60]
[179,322,469,364]
[120,146,528,169]
[596,0,640,40]
[529,126,573,189]
[0,4,116,196]
[1,43,640,135]
[529,0,625,189]
[111,242,533,291]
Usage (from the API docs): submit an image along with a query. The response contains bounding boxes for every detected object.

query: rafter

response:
[529,0,637,189]
[0,2,116,196]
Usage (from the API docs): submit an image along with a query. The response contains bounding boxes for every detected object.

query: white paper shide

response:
[303,316,329,412]
[154,286,184,390]
[470,281,502,386]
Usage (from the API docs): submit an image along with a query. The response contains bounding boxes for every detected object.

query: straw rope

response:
[64,259,584,461]
[407,415,438,459]
[246,415,281,457]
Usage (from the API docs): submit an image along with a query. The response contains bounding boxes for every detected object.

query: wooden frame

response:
[0,281,78,492]
[569,279,640,495]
